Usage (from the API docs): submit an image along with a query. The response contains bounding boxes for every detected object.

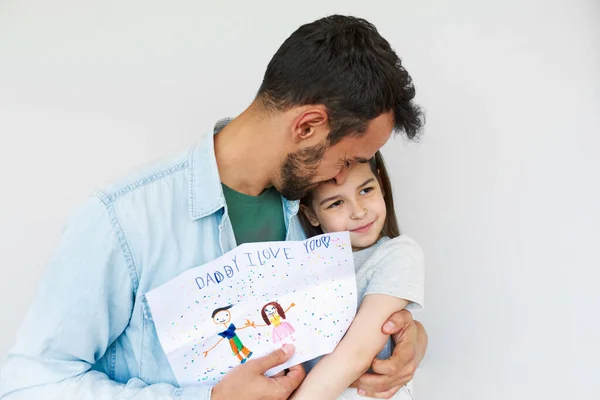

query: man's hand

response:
[350,310,427,398]
[211,344,306,400]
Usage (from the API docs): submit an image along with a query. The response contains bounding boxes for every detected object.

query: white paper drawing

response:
[145,231,357,386]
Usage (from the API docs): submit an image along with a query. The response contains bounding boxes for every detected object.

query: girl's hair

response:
[298,151,400,239]
[261,302,286,325]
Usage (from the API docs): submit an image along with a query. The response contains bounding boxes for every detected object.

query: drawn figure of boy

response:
[248,302,296,345]
[203,305,253,364]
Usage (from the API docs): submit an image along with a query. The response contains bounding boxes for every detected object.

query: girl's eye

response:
[360,187,374,195]
[327,200,343,209]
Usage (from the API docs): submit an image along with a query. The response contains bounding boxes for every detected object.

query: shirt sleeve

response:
[363,235,425,311]
[0,196,213,399]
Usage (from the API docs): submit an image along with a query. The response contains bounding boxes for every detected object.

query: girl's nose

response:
[351,203,368,219]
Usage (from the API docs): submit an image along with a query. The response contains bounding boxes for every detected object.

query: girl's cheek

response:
[325,214,348,233]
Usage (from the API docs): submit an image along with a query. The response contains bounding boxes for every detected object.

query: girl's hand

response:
[245,319,256,328]
[290,302,296,308]
[203,351,209,358]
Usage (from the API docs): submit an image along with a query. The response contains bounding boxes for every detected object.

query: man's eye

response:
[327,200,343,209]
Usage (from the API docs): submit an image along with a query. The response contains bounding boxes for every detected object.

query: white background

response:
[1,1,599,399]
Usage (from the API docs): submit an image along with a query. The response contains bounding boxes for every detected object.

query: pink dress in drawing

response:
[260,302,296,344]
[268,314,296,344]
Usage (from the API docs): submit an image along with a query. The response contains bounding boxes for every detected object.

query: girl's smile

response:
[350,219,377,234]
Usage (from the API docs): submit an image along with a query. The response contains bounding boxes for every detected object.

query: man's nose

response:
[333,167,349,185]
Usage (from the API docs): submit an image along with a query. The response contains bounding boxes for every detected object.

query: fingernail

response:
[357,389,366,396]
[384,321,396,331]
[281,344,293,354]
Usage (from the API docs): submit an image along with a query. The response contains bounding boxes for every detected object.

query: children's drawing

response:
[247,302,296,344]
[203,305,253,363]
[145,231,357,386]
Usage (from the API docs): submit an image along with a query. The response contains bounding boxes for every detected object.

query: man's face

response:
[278,112,394,200]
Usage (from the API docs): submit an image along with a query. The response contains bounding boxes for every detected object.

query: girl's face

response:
[302,162,387,250]
[264,305,277,316]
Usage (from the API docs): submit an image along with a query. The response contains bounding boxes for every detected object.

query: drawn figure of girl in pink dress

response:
[247,301,296,345]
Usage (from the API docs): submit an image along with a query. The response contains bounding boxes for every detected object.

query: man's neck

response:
[214,105,284,196]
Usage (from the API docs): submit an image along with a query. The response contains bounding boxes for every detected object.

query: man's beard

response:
[278,142,327,200]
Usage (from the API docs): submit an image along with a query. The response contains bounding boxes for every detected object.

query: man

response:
[0,15,427,400]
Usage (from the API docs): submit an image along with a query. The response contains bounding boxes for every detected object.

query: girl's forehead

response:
[313,163,375,197]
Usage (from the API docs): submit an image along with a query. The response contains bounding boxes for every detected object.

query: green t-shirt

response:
[221,183,286,245]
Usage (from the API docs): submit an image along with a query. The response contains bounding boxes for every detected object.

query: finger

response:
[370,357,396,375]
[371,345,413,374]
[392,318,418,346]
[273,363,305,394]
[286,363,306,379]
[352,372,398,394]
[371,358,415,386]
[272,370,286,378]
[248,344,295,373]
[382,310,413,335]
[357,385,403,399]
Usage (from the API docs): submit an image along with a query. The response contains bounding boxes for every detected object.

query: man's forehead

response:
[343,133,388,154]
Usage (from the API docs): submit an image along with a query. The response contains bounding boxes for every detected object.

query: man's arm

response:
[351,310,428,398]
[0,196,212,399]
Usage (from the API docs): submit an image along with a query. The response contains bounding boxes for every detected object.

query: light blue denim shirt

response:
[0,119,306,399]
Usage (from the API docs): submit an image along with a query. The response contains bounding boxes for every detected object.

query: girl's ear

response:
[300,204,320,227]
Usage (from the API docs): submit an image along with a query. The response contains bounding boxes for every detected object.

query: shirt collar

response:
[187,118,299,221]
[187,118,230,220]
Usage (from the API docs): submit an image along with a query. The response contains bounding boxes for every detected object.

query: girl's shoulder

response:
[368,235,424,265]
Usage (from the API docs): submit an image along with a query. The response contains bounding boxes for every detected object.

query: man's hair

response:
[211,304,233,318]
[257,15,424,145]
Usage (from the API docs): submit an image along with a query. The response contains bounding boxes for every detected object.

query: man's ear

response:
[300,204,320,227]
[292,106,329,143]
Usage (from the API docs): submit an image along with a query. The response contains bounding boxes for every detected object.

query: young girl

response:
[292,151,424,400]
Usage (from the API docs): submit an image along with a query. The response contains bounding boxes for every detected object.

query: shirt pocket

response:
[139,294,179,385]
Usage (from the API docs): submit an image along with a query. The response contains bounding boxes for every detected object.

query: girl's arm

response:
[291,294,408,400]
